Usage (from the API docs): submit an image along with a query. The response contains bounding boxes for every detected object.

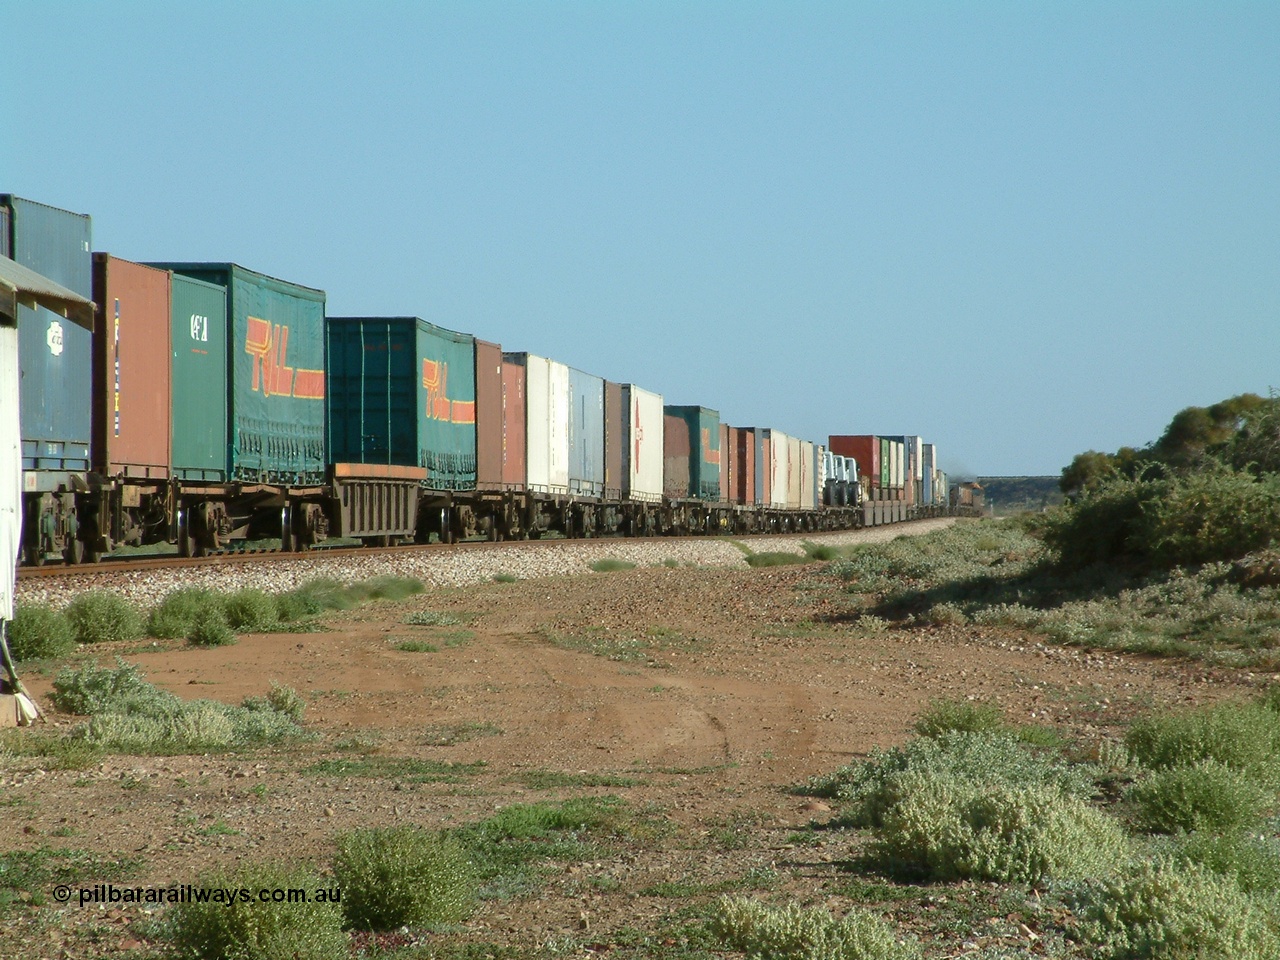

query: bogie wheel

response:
[176,509,193,558]
[63,537,85,565]
[280,505,295,553]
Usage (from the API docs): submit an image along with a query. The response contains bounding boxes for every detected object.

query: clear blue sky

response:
[8,2,1278,476]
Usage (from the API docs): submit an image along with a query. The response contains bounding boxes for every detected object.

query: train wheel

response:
[63,537,84,565]
[176,509,192,558]
[280,505,295,552]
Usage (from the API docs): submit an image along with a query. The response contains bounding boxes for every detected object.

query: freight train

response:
[3,195,955,565]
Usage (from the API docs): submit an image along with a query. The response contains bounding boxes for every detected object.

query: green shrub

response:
[223,589,279,631]
[1169,831,1280,894]
[187,609,236,647]
[405,611,461,626]
[802,733,1091,828]
[333,826,475,930]
[801,541,841,562]
[1124,702,1280,780]
[913,698,1006,738]
[147,588,225,640]
[1134,469,1280,569]
[589,558,637,573]
[275,578,351,622]
[51,660,160,716]
[492,572,519,582]
[242,682,306,723]
[165,861,346,960]
[64,591,143,644]
[1127,761,1272,834]
[1073,859,1280,959]
[870,776,1128,884]
[711,896,921,960]
[8,605,75,660]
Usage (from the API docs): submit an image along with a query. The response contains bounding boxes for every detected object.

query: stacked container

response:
[663,405,720,501]
[326,317,477,490]
[91,255,171,479]
[567,367,604,497]
[922,443,936,506]
[474,340,504,490]
[829,436,880,499]
[603,381,623,501]
[621,384,663,502]
[169,274,229,481]
[152,263,327,485]
[500,356,526,489]
[503,353,569,494]
[2,195,93,480]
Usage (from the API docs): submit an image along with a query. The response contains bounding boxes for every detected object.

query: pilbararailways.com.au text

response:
[58,884,341,907]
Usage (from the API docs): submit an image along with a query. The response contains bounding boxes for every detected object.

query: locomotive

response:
[3,194,953,565]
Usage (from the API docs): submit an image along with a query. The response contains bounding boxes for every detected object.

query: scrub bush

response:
[242,682,306,723]
[165,861,346,960]
[913,698,1005,738]
[64,591,143,645]
[7,605,75,660]
[711,896,921,960]
[187,608,236,647]
[1072,859,1280,960]
[146,588,224,640]
[222,589,279,631]
[333,826,475,930]
[1126,761,1272,834]
[1124,701,1280,780]
[870,777,1127,884]
[1168,831,1280,894]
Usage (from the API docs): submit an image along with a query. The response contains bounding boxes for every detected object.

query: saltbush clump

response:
[1126,761,1272,834]
[1072,859,1280,960]
[242,682,306,723]
[7,604,75,660]
[165,861,346,960]
[913,698,1005,738]
[1168,831,1280,894]
[870,776,1128,884]
[146,588,225,640]
[222,589,279,631]
[802,732,1091,828]
[187,609,236,647]
[1124,701,1280,781]
[64,590,143,645]
[711,896,921,960]
[333,826,476,930]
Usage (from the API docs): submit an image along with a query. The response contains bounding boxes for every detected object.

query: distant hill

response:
[975,476,1064,516]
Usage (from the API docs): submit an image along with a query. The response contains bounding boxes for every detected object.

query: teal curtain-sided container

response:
[169,274,229,480]
[326,317,476,491]
[664,405,720,501]
[149,263,327,485]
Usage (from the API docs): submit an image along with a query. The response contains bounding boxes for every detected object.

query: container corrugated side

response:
[92,255,171,477]
[3,196,92,474]
[829,436,880,497]
[475,340,503,490]
[664,405,720,500]
[567,367,604,497]
[604,381,623,501]
[153,263,326,484]
[500,358,526,488]
[505,353,569,494]
[169,274,228,480]
[622,384,663,502]
[662,413,690,499]
[813,443,824,510]
[767,429,789,508]
[737,428,756,505]
[326,317,476,490]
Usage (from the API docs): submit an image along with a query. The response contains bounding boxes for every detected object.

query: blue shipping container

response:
[2,196,92,477]
[568,366,605,496]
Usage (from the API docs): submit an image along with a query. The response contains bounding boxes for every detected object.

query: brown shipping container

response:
[500,357,526,488]
[737,428,756,504]
[761,434,772,506]
[604,380,623,501]
[91,254,171,477]
[663,413,691,499]
[474,339,503,489]
[829,435,880,497]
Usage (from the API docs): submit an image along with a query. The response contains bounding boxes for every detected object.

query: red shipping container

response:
[475,339,503,490]
[829,435,880,496]
[663,413,691,499]
[500,357,526,488]
[91,254,171,478]
[736,428,755,505]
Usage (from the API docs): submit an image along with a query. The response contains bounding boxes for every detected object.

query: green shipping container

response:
[879,436,890,490]
[148,263,327,484]
[169,274,229,480]
[664,405,721,501]
[326,317,477,490]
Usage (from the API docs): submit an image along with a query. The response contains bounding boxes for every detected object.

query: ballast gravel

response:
[18,518,957,612]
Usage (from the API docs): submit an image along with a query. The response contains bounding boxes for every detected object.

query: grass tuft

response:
[64,591,143,645]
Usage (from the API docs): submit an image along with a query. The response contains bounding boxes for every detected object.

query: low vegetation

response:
[333,826,475,930]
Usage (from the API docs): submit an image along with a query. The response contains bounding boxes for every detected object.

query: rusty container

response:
[736,428,756,505]
[604,380,623,501]
[474,339,503,490]
[751,429,773,506]
[662,412,690,500]
[91,255,172,478]
[500,356,526,488]
[719,423,732,503]
[829,435,881,498]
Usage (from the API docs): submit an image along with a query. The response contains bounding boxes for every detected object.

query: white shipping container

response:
[786,435,803,510]
[522,354,570,494]
[802,440,817,510]
[890,440,904,489]
[768,429,789,508]
[910,436,923,481]
[622,384,664,502]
